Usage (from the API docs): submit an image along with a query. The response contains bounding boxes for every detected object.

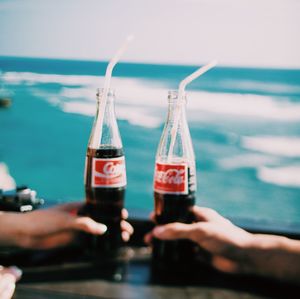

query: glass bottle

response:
[84,88,126,254]
[153,90,196,268]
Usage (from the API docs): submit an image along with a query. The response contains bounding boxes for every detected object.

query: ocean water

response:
[0,57,300,226]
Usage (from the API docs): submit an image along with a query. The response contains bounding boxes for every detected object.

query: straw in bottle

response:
[91,35,134,148]
[167,60,218,161]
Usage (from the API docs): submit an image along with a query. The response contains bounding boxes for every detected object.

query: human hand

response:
[1,202,133,249]
[146,206,300,284]
[145,206,254,274]
[0,266,22,299]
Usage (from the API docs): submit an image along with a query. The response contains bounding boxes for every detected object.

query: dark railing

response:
[1,216,300,299]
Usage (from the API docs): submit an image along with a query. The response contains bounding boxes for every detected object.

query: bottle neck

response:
[156,90,194,163]
[96,88,116,127]
[166,90,187,126]
[88,88,122,149]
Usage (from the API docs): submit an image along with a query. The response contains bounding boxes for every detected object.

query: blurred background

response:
[0,0,299,227]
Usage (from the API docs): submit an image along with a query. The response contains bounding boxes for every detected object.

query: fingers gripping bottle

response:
[153,90,196,269]
[84,88,126,254]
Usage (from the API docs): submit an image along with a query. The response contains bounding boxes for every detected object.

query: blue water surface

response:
[0,56,300,227]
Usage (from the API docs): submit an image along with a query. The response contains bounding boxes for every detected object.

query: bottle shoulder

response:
[156,124,195,161]
[87,146,124,158]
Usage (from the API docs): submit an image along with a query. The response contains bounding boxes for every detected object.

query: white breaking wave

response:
[62,102,162,128]
[2,72,102,86]
[258,166,300,188]
[188,91,300,122]
[242,136,300,157]
[116,106,162,128]
[59,80,168,108]
[218,154,279,170]
[221,79,300,94]
[62,101,95,116]
[59,84,300,127]
[3,71,300,128]
[60,87,96,101]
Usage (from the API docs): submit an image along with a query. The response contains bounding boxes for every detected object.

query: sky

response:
[0,0,299,68]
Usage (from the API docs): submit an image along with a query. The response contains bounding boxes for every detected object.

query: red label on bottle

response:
[92,157,126,188]
[154,162,188,194]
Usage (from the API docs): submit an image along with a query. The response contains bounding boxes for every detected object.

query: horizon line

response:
[1,54,300,72]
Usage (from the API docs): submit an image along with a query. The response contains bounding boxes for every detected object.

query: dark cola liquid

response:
[84,146,125,254]
[153,169,196,269]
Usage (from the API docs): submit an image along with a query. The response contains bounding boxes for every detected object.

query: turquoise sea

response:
[0,57,300,226]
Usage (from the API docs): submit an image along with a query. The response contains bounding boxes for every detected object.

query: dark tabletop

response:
[1,218,299,299]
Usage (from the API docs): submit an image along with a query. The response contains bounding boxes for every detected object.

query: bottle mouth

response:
[96,88,115,97]
[168,90,187,103]
[168,90,178,98]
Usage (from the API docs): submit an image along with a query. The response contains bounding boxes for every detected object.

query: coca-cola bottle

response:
[153,90,196,269]
[83,88,126,254]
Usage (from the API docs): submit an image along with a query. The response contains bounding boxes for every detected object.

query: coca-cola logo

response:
[92,157,126,187]
[154,162,188,194]
[95,162,125,179]
[155,169,185,185]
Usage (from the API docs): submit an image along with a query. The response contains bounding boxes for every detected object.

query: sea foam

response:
[242,136,300,157]
[218,154,279,170]
[220,79,300,94]
[3,71,300,128]
[258,165,300,188]
[2,72,101,86]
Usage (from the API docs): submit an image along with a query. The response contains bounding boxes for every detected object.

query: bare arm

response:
[243,233,300,283]
[0,203,133,249]
[0,203,133,299]
[145,206,300,284]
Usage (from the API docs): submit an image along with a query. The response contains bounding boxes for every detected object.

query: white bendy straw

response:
[103,34,134,93]
[91,35,134,148]
[167,60,218,161]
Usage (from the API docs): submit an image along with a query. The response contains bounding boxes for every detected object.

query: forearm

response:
[0,212,24,247]
[244,234,300,284]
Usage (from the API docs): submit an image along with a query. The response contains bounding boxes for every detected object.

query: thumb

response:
[0,266,22,299]
[153,223,195,240]
[72,217,107,235]
[0,266,22,282]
